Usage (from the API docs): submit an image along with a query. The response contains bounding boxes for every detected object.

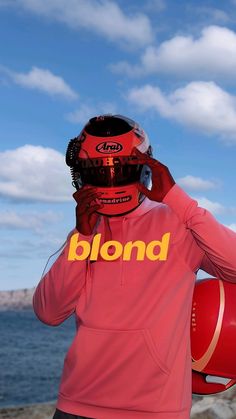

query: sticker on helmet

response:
[100,196,131,204]
[96,141,123,154]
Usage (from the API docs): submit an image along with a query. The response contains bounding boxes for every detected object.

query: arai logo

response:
[96,141,123,153]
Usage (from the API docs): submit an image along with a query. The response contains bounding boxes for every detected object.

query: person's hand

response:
[131,148,176,202]
[73,186,104,236]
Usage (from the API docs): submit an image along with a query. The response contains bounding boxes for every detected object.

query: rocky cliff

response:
[0,287,36,310]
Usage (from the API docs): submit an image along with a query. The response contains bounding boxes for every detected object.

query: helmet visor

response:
[79,163,144,187]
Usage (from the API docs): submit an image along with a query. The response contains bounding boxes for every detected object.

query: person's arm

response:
[132,147,236,283]
[32,228,94,326]
[162,184,236,283]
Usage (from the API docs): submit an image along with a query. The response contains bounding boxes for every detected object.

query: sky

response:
[0,0,236,291]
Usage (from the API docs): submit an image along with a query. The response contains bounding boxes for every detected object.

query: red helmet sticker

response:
[96,141,123,154]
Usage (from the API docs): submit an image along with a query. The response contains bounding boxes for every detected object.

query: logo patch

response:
[96,141,123,154]
[100,196,131,204]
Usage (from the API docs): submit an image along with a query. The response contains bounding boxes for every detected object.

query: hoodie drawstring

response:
[104,216,113,242]
[85,215,128,293]
[120,218,126,286]
[84,216,113,302]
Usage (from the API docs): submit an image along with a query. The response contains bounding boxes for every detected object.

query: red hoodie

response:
[33,184,236,419]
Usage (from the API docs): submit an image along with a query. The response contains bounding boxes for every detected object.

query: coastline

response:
[1,301,236,418]
[0,288,35,311]
[0,401,56,419]
[1,389,236,419]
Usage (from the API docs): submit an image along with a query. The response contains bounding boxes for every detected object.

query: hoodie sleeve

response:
[32,228,95,326]
[162,184,236,283]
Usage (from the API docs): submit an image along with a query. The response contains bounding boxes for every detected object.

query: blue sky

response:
[1,0,236,291]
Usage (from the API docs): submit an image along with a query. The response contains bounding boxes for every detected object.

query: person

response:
[32,114,236,419]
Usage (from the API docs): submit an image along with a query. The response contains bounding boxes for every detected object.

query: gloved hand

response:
[132,148,176,202]
[73,186,104,236]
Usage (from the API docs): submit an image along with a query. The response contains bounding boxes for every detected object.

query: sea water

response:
[0,310,76,407]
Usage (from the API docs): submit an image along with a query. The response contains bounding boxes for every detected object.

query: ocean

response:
[0,310,76,408]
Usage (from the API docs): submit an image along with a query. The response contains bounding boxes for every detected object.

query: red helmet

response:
[66,114,152,216]
[191,277,236,395]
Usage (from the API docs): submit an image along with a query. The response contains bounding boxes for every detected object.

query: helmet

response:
[66,114,153,216]
[191,277,236,395]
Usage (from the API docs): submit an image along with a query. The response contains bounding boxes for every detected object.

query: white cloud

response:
[127,81,236,142]
[177,175,217,191]
[227,223,236,232]
[66,102,117,124]
[111,25,236,78]
[0,145,73,202]
[189,195,236,218]
[0,233,67,260]
[194,7,230,24]
[144,0,166,12]
[193,196,225,215]
[15,0,153,48]
[110,60,143,77]
[67,104,95,124]
[0,0,15,6]
[0,210,62,232]
[11,66,78,100]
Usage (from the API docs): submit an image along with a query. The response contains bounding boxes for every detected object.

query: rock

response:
[0,288,36,311]
[1,392,236,419]
[0,401,56,419]
[191,386,236,418]
[191,398,235,418]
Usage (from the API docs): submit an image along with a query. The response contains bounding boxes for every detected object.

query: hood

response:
[89,196,161,263]
[106,196,160,220]
[102,196,160,241]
